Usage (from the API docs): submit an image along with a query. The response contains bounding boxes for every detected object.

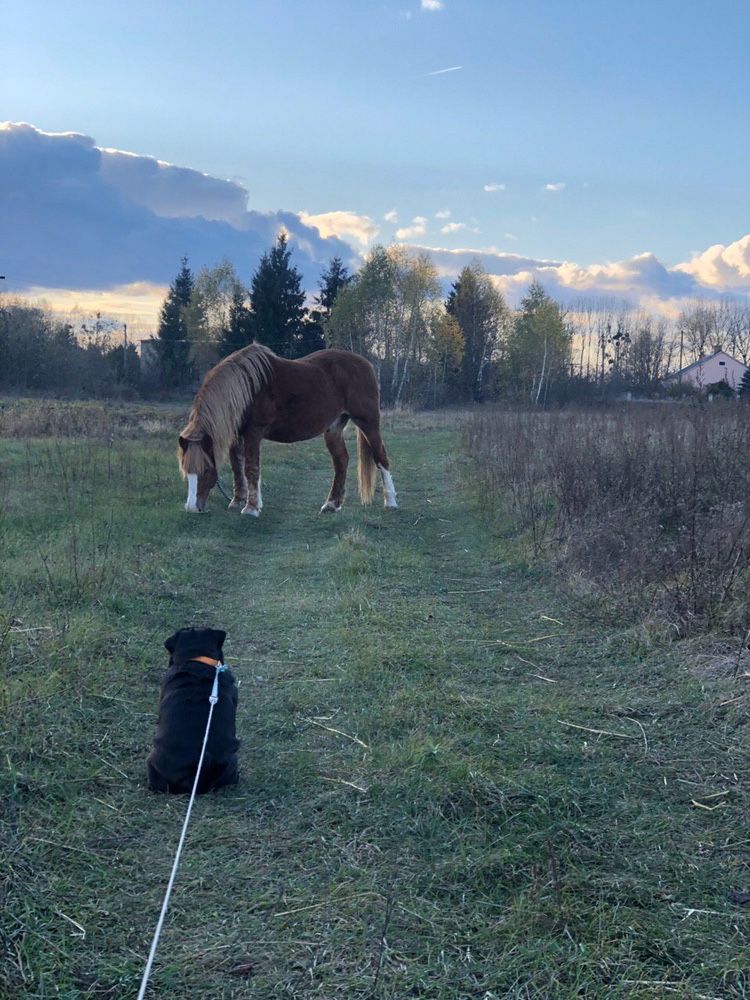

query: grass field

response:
[2,404,750,998]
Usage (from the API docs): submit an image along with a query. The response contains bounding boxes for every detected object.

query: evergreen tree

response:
[308,256,351,350]
[446,262,509,401]
[739,366,750,399]
[156,257,194,386]
[248,233,307,357]
[220,284,253,355]
[317,256,351,319]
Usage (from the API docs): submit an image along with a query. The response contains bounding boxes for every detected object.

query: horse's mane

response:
[179,344,275,475]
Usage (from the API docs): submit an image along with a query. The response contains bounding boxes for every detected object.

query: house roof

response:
[665,348,747,381]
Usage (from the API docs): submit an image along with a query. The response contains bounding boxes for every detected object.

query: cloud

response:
[426,65,462,76]
[440,222,480,235]
[544,182,566,192]
[0,121,356,295]
[400,239,749,312]
[384,208,399,223]
[299,210,379,247]
[483,182,505,192]
[421,0,444,10]
[23,282,168,334]
[674,235,750,290]
[435,209,451,219]
[395,216,428,240]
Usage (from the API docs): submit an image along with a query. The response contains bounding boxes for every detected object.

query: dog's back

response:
[147,628,239,794]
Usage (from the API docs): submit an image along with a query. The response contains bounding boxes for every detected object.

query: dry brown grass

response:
[466,402,750,639]
[0,397,185,439]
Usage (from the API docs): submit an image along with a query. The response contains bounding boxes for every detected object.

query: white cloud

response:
[384,208,399,223]
[544,182,566,192]
[395,216,428,240]
[483,182,505,193]
[504,232,518,242]
[399,237,750,313]
[299,210,379,246]
[435,208,451,219]
[674,235,750,290]
[421,0,444,10]
[440,221,480,235]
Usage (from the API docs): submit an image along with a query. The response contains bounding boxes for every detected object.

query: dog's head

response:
[164,627,227,665]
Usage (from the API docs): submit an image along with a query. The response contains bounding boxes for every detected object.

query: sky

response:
[1,0,749,331]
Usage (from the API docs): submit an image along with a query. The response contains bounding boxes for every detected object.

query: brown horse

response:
[178,344,397,516]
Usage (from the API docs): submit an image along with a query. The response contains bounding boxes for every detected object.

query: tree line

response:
[3,232,749,403]
[155,234,572,406]
[0,303,140,395]
[156,235,750,405]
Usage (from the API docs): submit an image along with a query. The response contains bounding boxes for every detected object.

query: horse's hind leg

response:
[350,415,398,509]
[320,417,349,513]
[228,440,247,511]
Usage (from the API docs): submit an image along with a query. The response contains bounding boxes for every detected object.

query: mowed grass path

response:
[2,413,749,998]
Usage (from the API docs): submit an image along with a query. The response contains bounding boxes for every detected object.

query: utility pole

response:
[123,323,128,379]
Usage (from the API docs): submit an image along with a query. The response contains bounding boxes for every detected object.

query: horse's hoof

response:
[228,500,243,511]
[320,501,342,514]
[241,505,261,517]
[384,500,399,509]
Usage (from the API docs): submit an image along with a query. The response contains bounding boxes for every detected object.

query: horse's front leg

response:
[240,428,264,517]
[228,440,248,511]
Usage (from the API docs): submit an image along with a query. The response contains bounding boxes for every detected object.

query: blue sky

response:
[1,1,749,324]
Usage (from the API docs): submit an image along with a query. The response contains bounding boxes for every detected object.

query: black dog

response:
[146,628,239,794]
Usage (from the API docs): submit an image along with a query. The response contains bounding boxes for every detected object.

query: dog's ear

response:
[210,629,227,652]
[164,631,180,654]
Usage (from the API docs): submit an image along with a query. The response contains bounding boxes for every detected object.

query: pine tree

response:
[738,366,750,398]
[446,262,508,401]
[156,257,194,386]
[306,256,351,351]
[220,284,253,356]
[248,233,307,357]
[317,257,351,319]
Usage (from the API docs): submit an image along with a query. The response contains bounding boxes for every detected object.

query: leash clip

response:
[209,662,227,705]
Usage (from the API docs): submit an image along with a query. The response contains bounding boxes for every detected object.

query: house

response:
[664,345,748,392]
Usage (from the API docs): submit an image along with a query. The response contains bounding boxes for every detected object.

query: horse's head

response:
[178,432,217,513]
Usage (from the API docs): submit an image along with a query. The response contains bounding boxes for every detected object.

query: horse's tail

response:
[357,428,378,505]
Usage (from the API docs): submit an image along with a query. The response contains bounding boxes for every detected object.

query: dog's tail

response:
[357,428,377,505]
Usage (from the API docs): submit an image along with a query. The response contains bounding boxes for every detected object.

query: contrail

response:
[426,65,462,76]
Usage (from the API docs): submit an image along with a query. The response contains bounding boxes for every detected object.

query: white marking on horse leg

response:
[257,476,263,511]
[185,473,199,512]
[241,504,261,517]
[320,500,342,514]
[379,466,398,509]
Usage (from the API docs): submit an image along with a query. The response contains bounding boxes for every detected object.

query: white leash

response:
[136,662,226,1000]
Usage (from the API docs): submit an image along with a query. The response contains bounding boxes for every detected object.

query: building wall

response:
[669,352,748,390]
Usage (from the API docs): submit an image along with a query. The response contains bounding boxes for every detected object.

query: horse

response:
[177,344,398,516]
